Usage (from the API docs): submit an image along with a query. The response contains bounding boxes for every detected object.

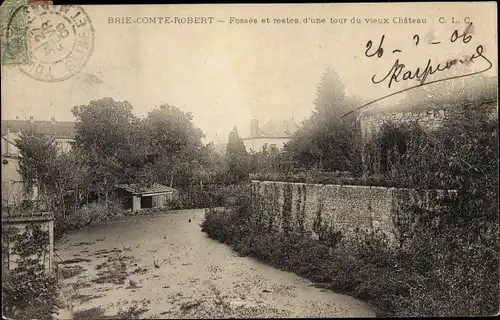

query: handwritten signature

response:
[342,22,493,118]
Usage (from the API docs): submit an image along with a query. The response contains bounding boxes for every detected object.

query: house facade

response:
[1,138,26,208]
[1,117,77,207]
[241,118,299,153]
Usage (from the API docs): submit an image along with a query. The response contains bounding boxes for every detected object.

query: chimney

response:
[51,117,56,124]
[29,116,34,123]
[250,119,260,137]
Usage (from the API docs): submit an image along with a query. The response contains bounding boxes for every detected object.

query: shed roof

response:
[115,183,176,195]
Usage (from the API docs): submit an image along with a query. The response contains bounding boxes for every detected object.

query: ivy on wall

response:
[295,184,307,235]
[2,223,60,320]
[282,183,293,236]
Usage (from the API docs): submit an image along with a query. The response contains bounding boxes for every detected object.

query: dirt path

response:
[55,209,375,319]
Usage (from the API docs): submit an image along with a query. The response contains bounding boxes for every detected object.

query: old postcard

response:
[1,2,498,319]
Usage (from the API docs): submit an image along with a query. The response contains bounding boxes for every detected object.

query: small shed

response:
[115,183,177,212]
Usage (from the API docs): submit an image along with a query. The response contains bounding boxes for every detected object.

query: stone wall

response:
[357,100,497,176]
[359,109,446,143]
[358,100,497,144]
[250,180,456,246]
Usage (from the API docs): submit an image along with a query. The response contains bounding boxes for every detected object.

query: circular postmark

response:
[19,5,94,82]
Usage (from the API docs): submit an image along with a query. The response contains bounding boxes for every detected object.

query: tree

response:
[284,67,362,175]
[202,142,229,183]
[72,97,149,198]
[16,130,58,201]
[15,130,88,216]
[72,99,208,191]
[226,126,249,182]
[312,67,347,119]
[144,104,206,186]
[72,97,137,158]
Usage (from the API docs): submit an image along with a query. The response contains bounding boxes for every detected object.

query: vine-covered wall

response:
[2,217,60,320]
[2,217,54,272]
[250,180,456,246]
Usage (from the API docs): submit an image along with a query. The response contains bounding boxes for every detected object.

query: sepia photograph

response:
[1,1,498,319]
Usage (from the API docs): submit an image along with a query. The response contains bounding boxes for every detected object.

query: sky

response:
[1,3,497,143]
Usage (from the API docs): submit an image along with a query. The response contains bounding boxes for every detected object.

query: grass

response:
[91,255,136,285]
[72,293,104,303]
[60,265,86,279]
[59,258,92,265]
[73,305,149,320]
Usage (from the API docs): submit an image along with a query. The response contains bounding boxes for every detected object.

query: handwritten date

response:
[365,23,492,88]
[341,23,491,118]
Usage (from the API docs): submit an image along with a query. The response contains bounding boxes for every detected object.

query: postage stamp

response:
[0,0,29,65]
[18,4,95,82]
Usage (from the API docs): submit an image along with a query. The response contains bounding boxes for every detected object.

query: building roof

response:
[259,119,299,137]
[1,120,77,139]
[115,183,176,195]
[244,119,299,140]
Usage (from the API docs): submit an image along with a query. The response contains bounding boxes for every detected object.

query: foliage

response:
[13,97,224,237]
[171,184,243,210]
[145,104,207,186]
[2,224,61,320]
[248,144,294,175]
[72,98,147,194]
[56,200,127,235]
[15,130,90,219]
[380,104,499,316]
[71,98,210,193]
[283,68,363,175]
[203,100,499,317]
[15,129,59,197]
[202,197,398,316]
[225,127,250,183]
[363,121,428,179]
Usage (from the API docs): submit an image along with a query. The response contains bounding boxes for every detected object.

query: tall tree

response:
[312,67,347,119]
[72,97,137,158]
[15,130,88,215]
[72,97,144,198]
[16,130,58,198]
[285,68,362,174]
[226,127,249,182]
[145,104,206,186]
[226,126,246,155]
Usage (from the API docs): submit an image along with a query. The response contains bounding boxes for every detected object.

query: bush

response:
[55,200,127,238]
[173,184,248,210]
[202,149,499,316]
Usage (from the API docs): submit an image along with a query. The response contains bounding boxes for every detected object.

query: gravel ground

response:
[54,209,375,319]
